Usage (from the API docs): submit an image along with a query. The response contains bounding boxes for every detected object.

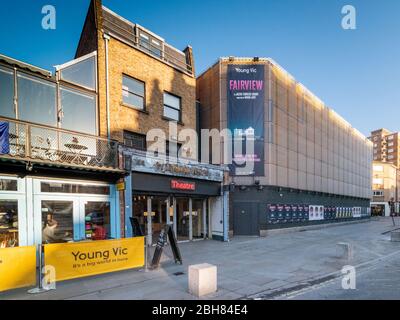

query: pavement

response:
[1,217,400,300]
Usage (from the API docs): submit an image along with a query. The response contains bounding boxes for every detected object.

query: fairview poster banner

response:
[227,64,265,176]
[44,237,145,282]
[0,246,37,292]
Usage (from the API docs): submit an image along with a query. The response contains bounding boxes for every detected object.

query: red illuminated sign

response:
[171,180,196,191]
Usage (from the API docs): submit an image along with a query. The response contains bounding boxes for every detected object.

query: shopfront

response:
[0,175,120,248]
[123,150,227,244]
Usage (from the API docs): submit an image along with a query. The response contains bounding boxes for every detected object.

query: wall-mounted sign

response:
[171,180,196,191]
[44,238,145,282]
[116,182,125,191]
[227,64,265,176]
[0,246,36,292]
[127,152,224,182]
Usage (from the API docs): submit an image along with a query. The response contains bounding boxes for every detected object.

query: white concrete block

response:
[188,263,217,297]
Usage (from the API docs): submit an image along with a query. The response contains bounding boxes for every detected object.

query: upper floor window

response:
[388,135,394,140]
[0,66,15,119]
[123,131,146,151]
[138,30,162,59]
[163,92,181,122]
[59,54,96,91]
[122,75,145,110]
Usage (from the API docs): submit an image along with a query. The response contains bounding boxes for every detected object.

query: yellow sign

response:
[44,237,145,282]
[0,246,37,292]
[116,182,125,191]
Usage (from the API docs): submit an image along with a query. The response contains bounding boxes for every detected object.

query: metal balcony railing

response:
[0,117,119,170]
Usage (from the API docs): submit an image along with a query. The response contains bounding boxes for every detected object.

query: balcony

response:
[0,117,120,171]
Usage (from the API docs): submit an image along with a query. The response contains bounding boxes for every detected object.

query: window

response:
[17,73,57,127]
[388,155,394,160]
[122,75,145,110]
[373,178,383,185]
[0,66,15,119]
[0,200,18,248]
[138,30,162,58]
[373,165,383,172]
[388,148,394,153]
[60,55,96,90]
[163,92,181,122]
[388,142,394,147]
[373,190,384,197]
[85,202,110,241]
[42,201,73,244]
[123,131,147,151]
[40,182,110,195]
[166,141,182,158]
[60,86,97,135]
[0,179,18,191]
[388,135,394,140]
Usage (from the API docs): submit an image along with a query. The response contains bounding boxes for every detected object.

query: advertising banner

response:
[277,204,284,223]
[291,205,298,222]
[298,205,304,221]
[284,205,292,223]
[267,204,277,224]
[227,64,265,176]
[304,205,309,221]
[0,246,37,292]
[44,237,145,282]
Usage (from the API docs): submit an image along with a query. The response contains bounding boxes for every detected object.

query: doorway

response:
[233,202,259,236]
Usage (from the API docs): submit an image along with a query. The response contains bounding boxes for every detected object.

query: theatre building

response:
[197,57,373,236]
[75,0,227,244]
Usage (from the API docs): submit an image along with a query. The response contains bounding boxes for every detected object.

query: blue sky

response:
[0,0,399,137]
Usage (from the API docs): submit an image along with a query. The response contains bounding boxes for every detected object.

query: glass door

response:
[80,198,112,241]
[34,196,80,244]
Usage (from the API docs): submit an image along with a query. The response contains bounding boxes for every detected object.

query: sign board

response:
[44,238,144,282]
[309,205,325,221]
[116,182,125,191]
[171,179,196,191]
[227,64,265,176]
[0,246,36,292]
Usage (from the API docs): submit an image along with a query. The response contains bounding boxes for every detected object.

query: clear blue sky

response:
[0,0,399,137]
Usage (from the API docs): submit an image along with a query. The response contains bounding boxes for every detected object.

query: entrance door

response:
[233,202,259,236]
[34,197,79,244]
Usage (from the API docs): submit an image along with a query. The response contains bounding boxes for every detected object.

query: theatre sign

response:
[124,150,224,182]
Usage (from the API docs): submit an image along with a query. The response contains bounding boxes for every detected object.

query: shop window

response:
[17,72,57,127]
[163,92,181,122]
[85,202,110,241]
[123,131,147,151]
[60,86,97,135]
[0,179,18,191]
[0,66,15,119]
[40,182,110,195]
[122,75,145,110]
[0,200,18,248]
[42,201,73,244]
[60,55,96,90]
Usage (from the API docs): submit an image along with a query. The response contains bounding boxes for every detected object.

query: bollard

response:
[27,244,51,294]
[391,231,400,242]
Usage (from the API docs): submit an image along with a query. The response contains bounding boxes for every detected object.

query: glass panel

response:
[192,200,204,239]
[133,195,148,237]
[123,91,144,110]
[85,201,110,241]
[0,179,18,191]
[0,67,15,118]
[0,200,19,248]
[123,76,144,96]
[17,73,56,126]
[41,201,73,244]
[60,56,96,90]
[164,106,180,121]
[164,93,180,110]
[176,198,189,241]
[60,86,96,135]
[40,182,110,195]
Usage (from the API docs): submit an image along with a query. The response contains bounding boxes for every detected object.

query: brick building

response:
[75,0,227,244]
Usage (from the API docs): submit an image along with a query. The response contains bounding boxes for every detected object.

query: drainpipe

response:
[103,33,111,140]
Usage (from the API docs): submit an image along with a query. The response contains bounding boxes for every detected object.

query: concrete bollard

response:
[336,242,354,260]
[188,263,217,297]
[391,231,400,242]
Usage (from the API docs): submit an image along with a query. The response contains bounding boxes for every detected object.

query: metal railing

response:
[1,117,119,170]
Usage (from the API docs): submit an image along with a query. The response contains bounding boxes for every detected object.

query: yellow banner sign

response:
[44,237,145,282]
[0,246,37,292]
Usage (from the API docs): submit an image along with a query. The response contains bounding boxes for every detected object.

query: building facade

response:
[370,129,400,167]
[0,52,124,248]
[371,161,400,216]
[75,0,227,244]
[197,57,373,236]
